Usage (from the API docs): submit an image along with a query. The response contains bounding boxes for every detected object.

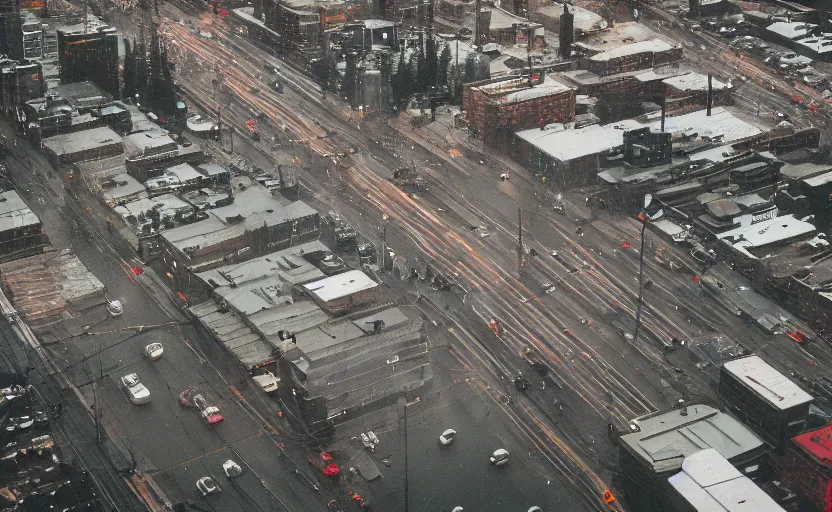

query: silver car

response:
[121,374,151,405]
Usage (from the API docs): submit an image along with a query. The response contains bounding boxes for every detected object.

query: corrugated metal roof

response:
[620,404,765,474]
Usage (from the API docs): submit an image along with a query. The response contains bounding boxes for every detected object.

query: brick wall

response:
[464,84,575,150]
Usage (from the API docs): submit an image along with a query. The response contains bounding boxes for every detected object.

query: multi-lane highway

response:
[117,2,832,509]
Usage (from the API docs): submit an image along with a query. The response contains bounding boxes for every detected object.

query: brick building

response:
[463,73,574,150]
[783,425,832,512]
[583,39,683,76]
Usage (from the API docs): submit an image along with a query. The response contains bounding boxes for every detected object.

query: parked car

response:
[121,374,151,405]
[144,343,164,361]
[196,476,220,496]
[222,459,242,477]
[252,372,280,394]
[439,429,457,446]
[106,299,123,317]
[490,448,509,466]
[5,415,34,433]
[33,409,48,429]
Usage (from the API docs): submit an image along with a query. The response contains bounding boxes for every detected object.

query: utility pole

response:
[517,209,523,277]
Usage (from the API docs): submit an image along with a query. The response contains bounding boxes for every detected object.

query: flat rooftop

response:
[197,240,329,289]
[517,107,759,164]
[474,74,571,104]
[668,449,785,512]
[722,355,813,410]
[791,425,832,466]
[0,190,40,232]
[766,21,818,40]
[42,126,123,156]
[573,21,663,54]
[302,269,377,303]
[663,72,729,92]
[161,186,318,254]
[717,214,816,258]
[590,38,675,61]
[620,404,765,474]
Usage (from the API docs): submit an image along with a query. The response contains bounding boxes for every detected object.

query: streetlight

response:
[633,194,663,344]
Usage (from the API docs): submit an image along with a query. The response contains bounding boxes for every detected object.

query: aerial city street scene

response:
[0,0,832,509]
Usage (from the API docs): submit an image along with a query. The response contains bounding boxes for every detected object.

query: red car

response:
[309,451,339,476]
[179,387,224,425]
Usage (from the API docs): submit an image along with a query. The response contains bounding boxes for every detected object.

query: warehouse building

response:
[159,185,320,288]
[719,355,814,453]
[41,125,123,168]
[618,403,767,512]
[463,73,575,150]
[0,190,47,262]
[583,39,683,76]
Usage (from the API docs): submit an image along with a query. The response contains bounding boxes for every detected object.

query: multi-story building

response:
[56,22,119,99]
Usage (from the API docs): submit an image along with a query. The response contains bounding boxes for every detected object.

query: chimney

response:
[706,73,713,116]
[660,94,666,132]
[474,0,481,49]
[688,0,700,18]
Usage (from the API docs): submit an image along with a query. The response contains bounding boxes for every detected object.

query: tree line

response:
[122,31,178,116]
[314,36,456,111]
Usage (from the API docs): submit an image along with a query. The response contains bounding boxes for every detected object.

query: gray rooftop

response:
[122,130,177,158]
[722,355,813,410]
[302,270,377,303]
[517,107,759,164]
[0,190,40,232]
[42,126,123,156]
[161,186,318,254]
[717,214,816,258]
[197,240,329,290]
[249,299,329,345]
[620,404,765,474]
[101,174,147,203]
[668,449,785,512]
[189,299,274,369]
[663,72,729,92]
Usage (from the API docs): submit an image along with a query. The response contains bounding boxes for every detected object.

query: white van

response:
[252,372,280,394]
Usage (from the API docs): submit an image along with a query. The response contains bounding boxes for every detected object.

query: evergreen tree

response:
[392,47,412,107]
[438,44,451,86]
[425,36,438,89]
[414,45,427,93]
[147,32,163,111]
[122,39,137,100]
[326,55,338,93]
[134,40,149,108]
[159,45,177,114]
[343,52,358,107]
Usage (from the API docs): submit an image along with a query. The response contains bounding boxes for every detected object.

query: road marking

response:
[148,431,265,476]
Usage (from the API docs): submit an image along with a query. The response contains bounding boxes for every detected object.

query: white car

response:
[144,343,164,361]
[196,476,220,496]
[490,448,509,466]
[528,507,542,512]
[121,374,151,405]
[223,459,242,477]
[439,429,457,446]
[106,299,123,317]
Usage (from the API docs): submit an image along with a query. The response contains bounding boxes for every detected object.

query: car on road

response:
[180,386,224,425]
[106,299,123,317]
[439,428,457,446]
[122,374,151,405]
[144,343,164,361]
[528,507,542,512]
[223,459,242,477]
[33,409,48,429]
[197,476,220,496]
[271,81,284,93]
[309,451,340,476]
[490,448,509,466]
[327,500,344,512]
